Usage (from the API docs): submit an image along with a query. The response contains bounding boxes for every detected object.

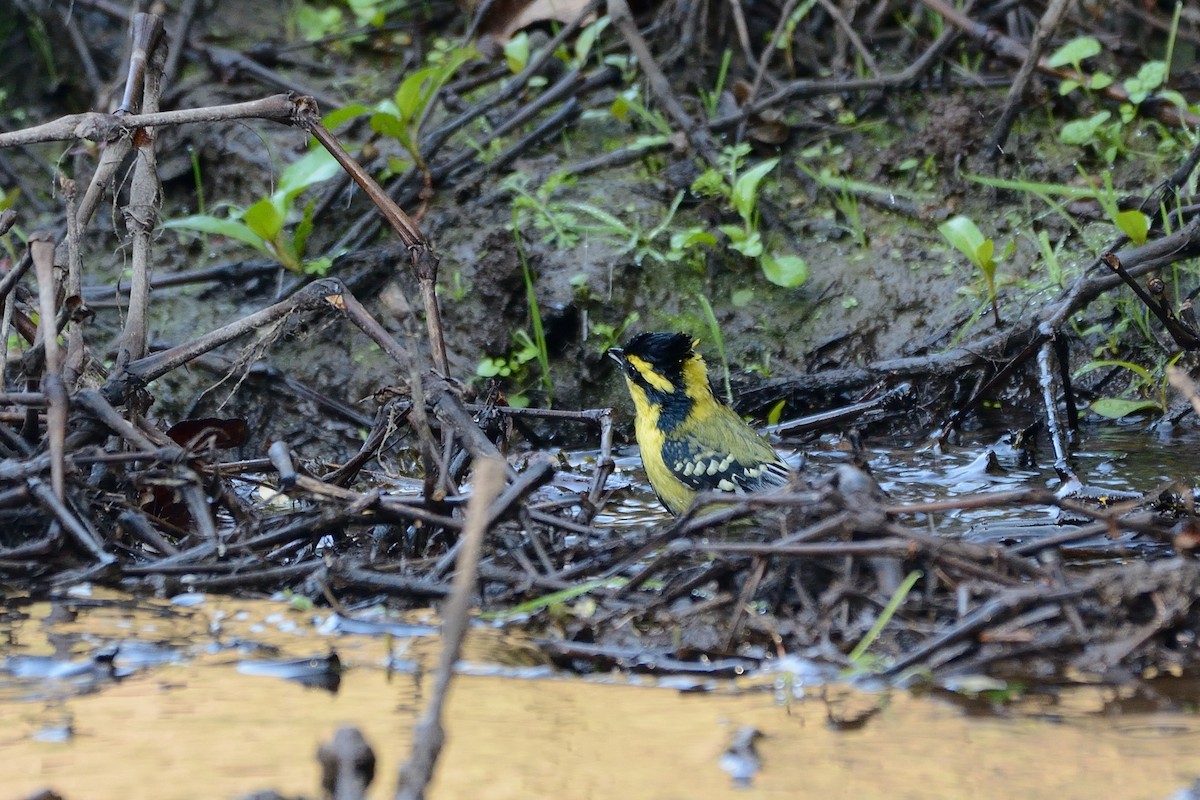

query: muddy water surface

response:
[5,588,1200,800]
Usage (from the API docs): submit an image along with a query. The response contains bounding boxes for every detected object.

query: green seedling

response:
[610,86,675,136]
[1047,36,1112,95]
[517,229,552,402]
[938,214,1002,326]
[478,205,554,406]
[689,146,808,288]
[1073,354,1182,419]
[164,147,341,275]
[697,294,732,405]
[777,0,818,75]
[292,0,408,42]
[505,173,582,249]
[507,16,609,77]
[590,313,640,355]
[698,49,733,118]
[328,42,477,180]
[843,570,922,677]
[1092,170,1150,245]
[1048,30,1189,164]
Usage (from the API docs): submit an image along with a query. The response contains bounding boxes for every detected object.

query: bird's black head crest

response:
[622,332,695,368]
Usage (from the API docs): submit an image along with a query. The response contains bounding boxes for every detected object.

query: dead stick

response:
[985,0,1076,156]
[116,13,166,370]
[29,233,66,500]
[1167,366,1200,416]
[299,112,450,376]
[103,278,343,402]
[1036,328,1078,486]
[60,177,87,389]
[0,93,307,148]
[395,457,504,800]
[607,0,717,165]
[27,478,113,564]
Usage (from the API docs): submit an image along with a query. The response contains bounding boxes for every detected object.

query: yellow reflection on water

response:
[5,594,1200,799]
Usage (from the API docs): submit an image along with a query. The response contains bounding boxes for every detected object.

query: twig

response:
[985,0,1076,157]
[116,13,166,370]
[0,94,307,148]
[395,457,504,800]
[607,0,717,165]
[921,0,1200,128]
[29,234,66,500]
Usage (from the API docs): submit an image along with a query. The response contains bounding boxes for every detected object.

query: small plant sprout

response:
[1047,36,1111,95]
[1093,171,1150,245]
[939,214,1002,327]
[697,294,732,404]
[327,42,477,184]
[1073,354,1182,419]
[164,147,341,275]
[589,312,639,354]
[689,146,808,288]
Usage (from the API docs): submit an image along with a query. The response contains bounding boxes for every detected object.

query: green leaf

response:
[323,103,372,130]
[1058,79,1080,96]
[1046,36,1101,69]
[732,158,779,220]
[294,5,343,41]
[574,16,610,65]
[394,67,436,120]
[476,357,504,377]
[1115,209,1149,244]
[243,198,284,240]
[163,214,266,250]
[1090,398,1162,419]
[370,110,406,141]
[566,202,627,232]
[1136,60,1167,92]
[671,227,717,251]
[276,148,341,207]
[293,199,318,260]
[732,233,763,257]
[1089,73,1114,91]
[1059,111,1111,146]
[975,238,995,276]
[609,93,631,122]
[938,215,987,268]
[478,577,626,621]
[766,398,786,426]
[347,0,385,26]
[302,256,333,277]
[717,223,746,242]
[761,252,808,288]
[504,32,530,74]
[1074,358,1154,383]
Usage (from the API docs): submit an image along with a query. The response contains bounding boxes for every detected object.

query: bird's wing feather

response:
[660,437,790,494]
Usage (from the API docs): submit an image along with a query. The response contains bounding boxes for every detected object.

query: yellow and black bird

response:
[609,332,791,515]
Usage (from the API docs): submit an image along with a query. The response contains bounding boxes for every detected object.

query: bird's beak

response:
[607,347,625,365]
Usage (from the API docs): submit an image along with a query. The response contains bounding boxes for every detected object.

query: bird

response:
[608,331,791,515]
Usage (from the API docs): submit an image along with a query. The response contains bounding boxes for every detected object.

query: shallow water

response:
[598,418,1200,537]
[5,421,1199,798]
[6,589,1200,799]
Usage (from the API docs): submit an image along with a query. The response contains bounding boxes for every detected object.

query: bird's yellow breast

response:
[623,376,695,514]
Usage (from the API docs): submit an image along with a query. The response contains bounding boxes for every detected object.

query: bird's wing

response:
[660,437,790,494]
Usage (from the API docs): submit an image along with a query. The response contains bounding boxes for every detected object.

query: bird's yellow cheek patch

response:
[626,354,676,393]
